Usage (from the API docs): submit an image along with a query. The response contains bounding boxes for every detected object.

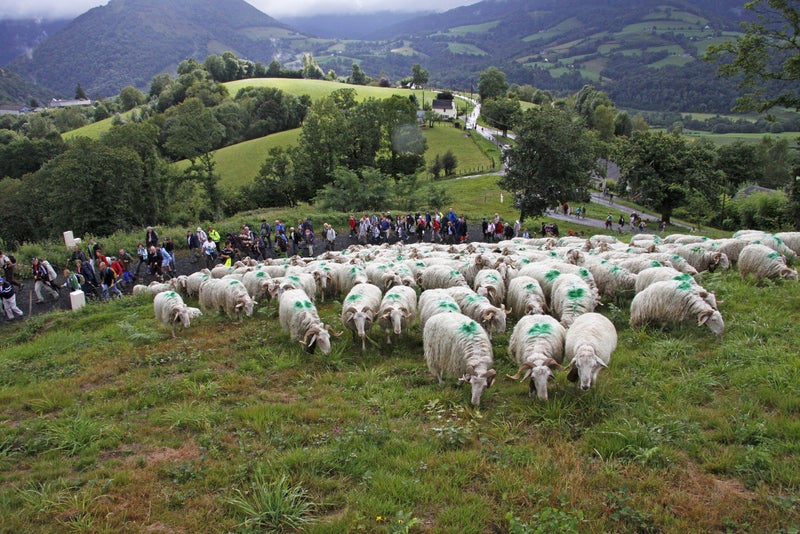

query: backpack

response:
[42,260,57,281]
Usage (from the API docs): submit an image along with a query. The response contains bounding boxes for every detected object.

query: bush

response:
[731,190,791,231]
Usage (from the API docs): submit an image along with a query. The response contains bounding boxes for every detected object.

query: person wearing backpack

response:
[31,257,59,303]
[98,261,122,300]
[61,268,83,292]
[0,276,23,320]
[0,250,21,288]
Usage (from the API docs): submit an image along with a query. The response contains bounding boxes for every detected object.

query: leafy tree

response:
[429,155,442,178]
[481,97,521,137]
[244,147,298,209]
[441,150,458,176]
[631,113,649,133]
[316,167,391,212]
[119,85,146,111]
[499,107,597,222]
[478,67,508,102]
[732,190,791,230]
[302,53,324,80]
[756,135,796,188]
[75,83,87,100]
[267,60,282,77]
[411,63,429,88]
[423,109,438,128]
[0,135,66,179]
[613,111,633,137]
[615,131,721,224]
[348,63,368,85]
[705,0,800,111]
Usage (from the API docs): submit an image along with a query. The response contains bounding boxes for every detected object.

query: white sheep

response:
[418,289,461,329]
[507,314,566,400]
[154,290,199,338]
[630,280,724,336]
[341,283,383,350]
[581,260,637,303]
[564,312,617,391]
[278,288,339,354]
[338,265,369,295]
[634,267,719,309]
[211,265,235,278]
[418,264,469,290]
[737,243,798,281]
[132,281,172,296]
[775,231,800,256]
[198,278,256,322]
[377,285,418,344]
[184,271,212,298]
[241,269,272,300]
[673,245,730,273]
[506,276,547,318]
[266,273,317,301]
[446,286,507,338]
[550,273,599,328]
[423,312,496,407]
[473,268,506,307]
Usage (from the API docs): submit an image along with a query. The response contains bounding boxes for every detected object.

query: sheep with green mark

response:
[630,279,724,336]
[507,314,566,400]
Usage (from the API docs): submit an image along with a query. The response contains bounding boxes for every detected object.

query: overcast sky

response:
[0,0,477,20]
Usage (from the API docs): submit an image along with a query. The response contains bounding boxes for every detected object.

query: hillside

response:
[0,18,70,66]
[0,66,55,106]
[7,0,307,98]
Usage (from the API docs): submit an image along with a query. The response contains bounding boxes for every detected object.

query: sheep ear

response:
[596,356,608,369]
[460,373,471,383]
[566,359,579,383]
[486,369,496,388]
[173,310,180,323]
[697,309,713,325]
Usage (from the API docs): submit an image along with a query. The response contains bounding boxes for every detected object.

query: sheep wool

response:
[630,280,724,336]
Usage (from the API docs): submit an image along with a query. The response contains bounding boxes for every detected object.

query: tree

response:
[348,63,368,85]
[441,150,458,176]
[705,0,800,111]
[75,83,87,100]
[119,86,146,111]
[481,97,521,137]
[302,53,324,79]
[499,107,597,222]
[478,67,508,102]
[411,63,429,88]
[316,167,392,212]
[615,131,721,224]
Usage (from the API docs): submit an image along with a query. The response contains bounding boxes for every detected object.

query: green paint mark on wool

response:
[449,270,461,277]
[650,261,661,267]
[486,274,499,282]
[610,266,622,274]
[255,272,266,278]
[545,270,560,281]
[458,320,480,336]
[673,273,693,283]
[346,294,361,303]
[527,322,552,337]
[386,293,402,300]
[567,287,586,300]
[294,300,313,309]
[579,268,590,278]
[165,291,177,298]
[288,275,300,283]
[466,294,486,303]
[438,302,459,311]
[228,280,240,286]
[524,283,536,291]
[768,252,780,260]
[676,281,693,291]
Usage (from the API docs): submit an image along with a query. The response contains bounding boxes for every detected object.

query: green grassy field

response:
[446,43,488,56]
[223,78,430,103]
[1,225,798,532]
[682,130,800,147]
[62,112,133,141]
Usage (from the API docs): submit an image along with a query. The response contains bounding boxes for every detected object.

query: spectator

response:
[0,276,24,320]
[303,228,315,257]
[61,268,82,292]
[196,226,208,245]
[145,226,159,249]
[260,220,272,251]
[0,250,21,288]
[274,220,285,247]
[98,261,122,300]
[118,248,133,273]
[76,260,98,298]
[219,241,235,267]
[31,257,59,304]
[202,236,218,268]
[163,237,175,274]
[290,227,302,256]
[324,223,336,251]
[207,226,220,243]
[348,215,357,239]
[148,246,164,281]
[187,230,201,263]
[276,230,288,256]
[134,242,148,279]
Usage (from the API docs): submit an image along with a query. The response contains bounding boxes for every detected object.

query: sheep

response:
[417,264,469,290]
[418,289,461,329]
[338,265,369,295]
[734,232,797,260]
[446,286,507,338]
[341,283,383,350]
[377,285,418,344]
[775,231,800,256]
[423,312,496,407]
[737,243,798,281]
[507,314,567,400]
[306,261,342,301]
[614,256,669,274]
[278,288,340,354]
[154,290,199,338]
[184,271,212,298]
[630,280,724,336]
[634,266,719,309]
[241,269,272,300]
[506,276,547,318]
[581,260,637,303]
[198,278,256,322]
[132,281,172,296]
[265,273,317,301]
[473,268,506,307]
[211,265,235,278]
[550,273,599,328]
[564,313,617,391]
[673,245,730,273]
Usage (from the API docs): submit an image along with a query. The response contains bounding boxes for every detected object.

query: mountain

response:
[0,67,56,106]
[0,18,70,67]
[7,0,306,98]
[281,11,429,40]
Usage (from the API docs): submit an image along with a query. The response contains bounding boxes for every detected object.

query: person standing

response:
[134,242,148,279]
[148,246,164,281]
[163,237,176,274]
[31,257,59,303]
[187,230,201,263]
[207,225,220,243]
[196,226,208,246]
[76,260,98,298]
[145,226,159,249]
[202,236,218,268]
[260,220,272,251]
[324,223,336,251]
[98,261,122,300]
[0,250,21,288]
[0,276,24,320]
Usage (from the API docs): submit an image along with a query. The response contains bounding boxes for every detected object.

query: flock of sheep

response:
[137,228,798,406]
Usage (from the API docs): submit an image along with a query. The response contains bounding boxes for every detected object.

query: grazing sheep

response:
[673,245,730,273]
[738,243,798,281]
[198,278,256,322]
[635,267,718,309]
[507,314,566,400]
[211,265,235,278]
[473,269,506,307]
[341,283,383,350]
[734,232,797,260]
[614,256,670,274]
[154,291,199,338]
[266,273,317,301]
[630,280,724,336]
[241,269,272,300]
[581,260,637,303]
[278,288,339,354]
[564,313,617,391]
[338,265,369,295]
[184,271,212,298]
[423,312,496,407]
[377,285,418,344]
[418,265,469,290]
[132,281,172,296]
[550,273,599,328]
[506,276,547,318]
[446,287,507,338]
[418,289,461,329]
[774,232,800,256]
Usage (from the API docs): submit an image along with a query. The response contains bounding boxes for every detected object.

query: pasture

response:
[0,231,798,532]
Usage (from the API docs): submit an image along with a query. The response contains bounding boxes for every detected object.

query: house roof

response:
[432,99,454,110]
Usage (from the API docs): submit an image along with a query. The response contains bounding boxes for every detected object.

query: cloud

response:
[0,0,475,21]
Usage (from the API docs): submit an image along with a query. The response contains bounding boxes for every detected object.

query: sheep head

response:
[567,347,607,391]
[173,307,191,329]
[460,367,496,407]
[698,309,724,336]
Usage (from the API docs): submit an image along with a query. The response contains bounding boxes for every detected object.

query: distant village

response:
[0,98,92,115]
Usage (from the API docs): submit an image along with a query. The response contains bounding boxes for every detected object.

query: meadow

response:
[1,232,798,533]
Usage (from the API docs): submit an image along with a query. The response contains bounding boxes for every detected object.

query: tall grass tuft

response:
[226,469,318,532]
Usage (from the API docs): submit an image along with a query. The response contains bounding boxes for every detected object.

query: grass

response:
[1,247,799,531]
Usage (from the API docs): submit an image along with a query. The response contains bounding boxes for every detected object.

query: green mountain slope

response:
[7,0,305,98]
